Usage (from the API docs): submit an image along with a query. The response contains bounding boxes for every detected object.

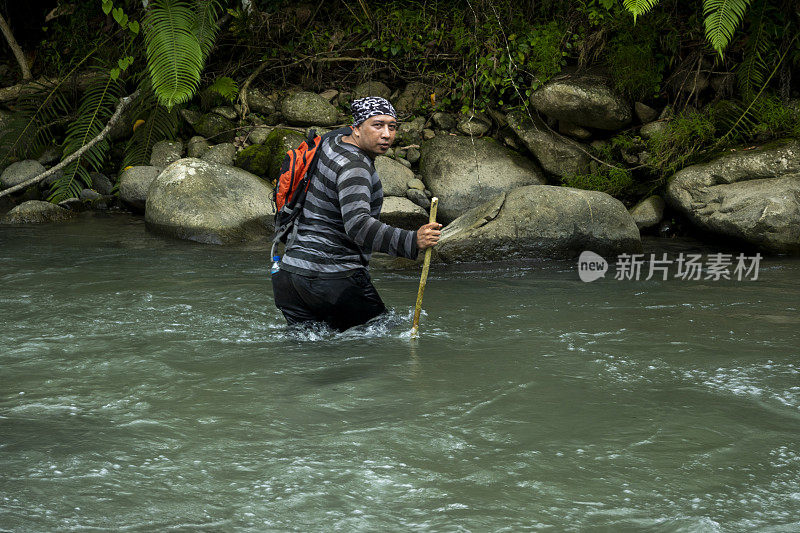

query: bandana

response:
[350,96,397,126]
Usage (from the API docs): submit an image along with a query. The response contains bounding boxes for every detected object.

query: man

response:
[272,96,442,331]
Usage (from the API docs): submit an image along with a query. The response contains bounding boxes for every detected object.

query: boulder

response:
[419,135,545,223]
[434,186,642,262]
[247,88,277,115]
[397,116,426,144]
[187,136,210,158]
[236,128,305,178]
[212,106,238,121]
[37,145,62,166]
[1,200,77,224]
[379,196,428,231]
[665,140,800,254]
[393,82,430,115]
[248,126,274,145]
[406,188,431,209]
[558,121,592,140]
[640,120,669,140]
[281,91,339,126]
[375,155,414,196]
[635,102,658,123]
[629,195,665,230]
[150,140,183,168]
[432,112,455,130]
[181,109,202,127]
[319,89,339,103]
[531,75,632,130]
[352,81,391,101]
[193,113,235,142]
[118,166,161,211]
[405,147,420,164]
[201,143,237,166]
[88,172,113,195]
[1,160,45,189]
[456,112,491,136]
[506,110,591,179]
[145,158,275,245]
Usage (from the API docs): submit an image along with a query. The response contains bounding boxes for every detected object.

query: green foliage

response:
[703,0,753,57]
[622,0,661,23]
[714,95,800,143]
[51,70,124,202]
[562,166,635,196]
[206,76,239,103]
[608,20,665,100]
[143,0,210,110]
[120,88,181,170]
[644,108,717,178]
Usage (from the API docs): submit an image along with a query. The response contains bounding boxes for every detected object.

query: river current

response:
[1,213,799,531]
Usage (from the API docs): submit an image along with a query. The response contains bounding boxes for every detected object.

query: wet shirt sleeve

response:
[336,162,419,260]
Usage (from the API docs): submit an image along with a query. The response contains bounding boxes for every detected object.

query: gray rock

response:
[397,116,426,144]
[457,113,491,136]
[281,91,338,126]
[432,112,455,130]
[187,136,210,158]
[145,158,275,244]
[629,195,665,230]
[1,160,45,189]
[503,135,520,150]
[352,81,391,101]
[407,178,425,190]
[394,82,431,115]
[37,146,62,166]
[193,113,235,142]
[319,89,339,102]
[247,88,277,115]
[405,147,421,164]
[640,120,669,140]
[506,110,591,179]
[248,126,274,145]
[435,186,642,262]
[87,172,113,195]
[379,196,429,231]
[558,121,592,140]
[422,129,435,141]
[201,143,237,166]
[635,102,658,123]
[150,140,183,168]
[118,166,162,211]
[80,189,102,200]
[406,188,431,209]
[531,75,632,130]
[419,135,546,223]
[665,140,800,254]
[1,200,77,224]
[212,106,238,121]
[375,155,414,197]
[398,157,412,169]
[58,198,84,211]
[181,109,202,126]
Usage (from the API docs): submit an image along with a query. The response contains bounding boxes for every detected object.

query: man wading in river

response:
[272,97,442,331]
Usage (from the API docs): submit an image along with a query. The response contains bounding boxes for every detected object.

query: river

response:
[2,213,799,531]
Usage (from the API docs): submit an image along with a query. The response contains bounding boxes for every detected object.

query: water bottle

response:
[270,255,281,275]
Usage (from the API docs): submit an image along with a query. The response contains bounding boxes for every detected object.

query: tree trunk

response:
[0,12,32,81]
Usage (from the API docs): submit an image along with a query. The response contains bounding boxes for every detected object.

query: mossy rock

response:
[235,128,305,178]
[192,113,235,142]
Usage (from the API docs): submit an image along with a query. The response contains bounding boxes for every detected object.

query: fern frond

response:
[50,70,123,203]
[703,0,753,57]
[207,76,239,103]
[121,89,180,170]
[144,0,204,110]
[737,13,768,100]
[193,0,224,62]
[622,0,662,23]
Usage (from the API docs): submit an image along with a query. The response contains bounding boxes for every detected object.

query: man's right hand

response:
[416,222,442,250]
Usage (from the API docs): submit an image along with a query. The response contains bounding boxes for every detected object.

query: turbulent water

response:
[2,213,799,531]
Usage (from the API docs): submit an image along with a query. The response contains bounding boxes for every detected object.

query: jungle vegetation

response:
[0,0,798,202]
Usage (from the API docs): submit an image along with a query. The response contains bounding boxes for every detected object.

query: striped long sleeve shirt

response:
[280,133,419,278]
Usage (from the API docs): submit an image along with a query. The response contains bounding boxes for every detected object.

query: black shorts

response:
[271,268,387,331]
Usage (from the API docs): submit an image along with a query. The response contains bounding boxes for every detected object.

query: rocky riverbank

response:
[2,76,799,259]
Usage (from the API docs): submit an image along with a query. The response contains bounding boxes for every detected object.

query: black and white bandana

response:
[350,96,397,126]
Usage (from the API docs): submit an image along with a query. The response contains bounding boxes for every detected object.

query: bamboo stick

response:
[411,197,439,338]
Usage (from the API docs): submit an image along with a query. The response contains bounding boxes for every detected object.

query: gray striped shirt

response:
[280,133,419,277]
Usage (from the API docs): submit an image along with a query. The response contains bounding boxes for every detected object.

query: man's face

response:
[354,115,397,156]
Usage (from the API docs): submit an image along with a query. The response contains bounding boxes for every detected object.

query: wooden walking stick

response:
[411,197,439,338]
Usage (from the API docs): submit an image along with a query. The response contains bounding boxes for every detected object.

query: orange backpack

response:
[272,126,352,249]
